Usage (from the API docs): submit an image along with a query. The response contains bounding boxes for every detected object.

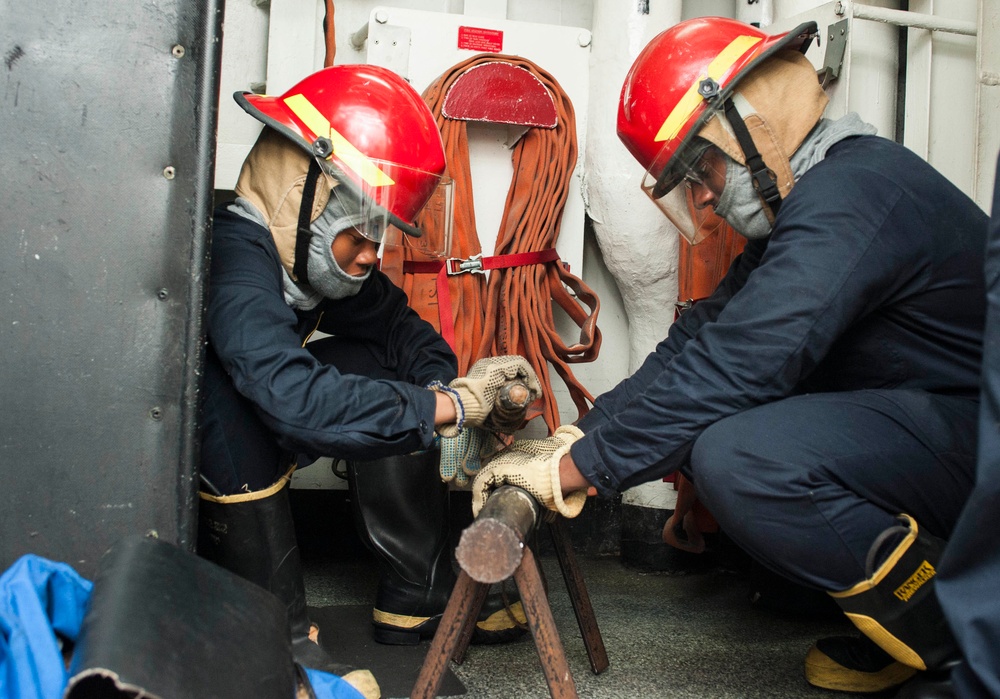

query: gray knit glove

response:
[438,427,498,487]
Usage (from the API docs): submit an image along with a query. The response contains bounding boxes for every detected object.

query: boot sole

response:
[373,622,529,646]
[804,645,918,693]
[472,601,528,644]
[372,602,529,646]
[373,624,430,645]
[471,625,528,645]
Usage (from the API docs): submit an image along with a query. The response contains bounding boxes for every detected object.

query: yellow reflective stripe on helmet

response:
[654,34,762,143]
[283,93,395,187]
[327,127,395,186]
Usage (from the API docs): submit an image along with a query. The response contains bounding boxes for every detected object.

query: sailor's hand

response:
[438,355,540,437]
[471,425,586,518]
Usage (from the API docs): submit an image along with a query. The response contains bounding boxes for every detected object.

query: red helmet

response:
[236,65,448,238]
[617,17,817,202]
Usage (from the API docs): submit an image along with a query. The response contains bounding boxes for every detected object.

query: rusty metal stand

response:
[410,487,609,699]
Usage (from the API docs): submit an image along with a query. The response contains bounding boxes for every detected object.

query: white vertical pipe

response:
[903,0,979,198]
[977,0,1000,211]
[761,0,776,26]
[586,0,683,512]
[585,0,681,377]
[905,0,935,162]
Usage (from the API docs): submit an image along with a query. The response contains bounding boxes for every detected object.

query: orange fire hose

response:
[664,199,745,552]
[382,54,601,433]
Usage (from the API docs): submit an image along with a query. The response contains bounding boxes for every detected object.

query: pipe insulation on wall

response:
[584,0,684,520]
[584,0,681,377]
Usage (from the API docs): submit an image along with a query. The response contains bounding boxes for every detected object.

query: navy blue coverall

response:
[937,152,1000,698]
[199,207,457,496]
[572,135,988,592]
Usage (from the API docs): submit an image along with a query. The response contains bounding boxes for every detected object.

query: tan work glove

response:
[436,355,541,437]
[471,425,587,518]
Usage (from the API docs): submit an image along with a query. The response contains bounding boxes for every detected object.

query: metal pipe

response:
[455,486,540,584]
[349,21,369,50]
[849,2,977,36]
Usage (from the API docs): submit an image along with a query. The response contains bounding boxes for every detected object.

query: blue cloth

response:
[0,555,91,699]
[937,151,1000,699]
[304,668,365,699]
[0,555,360,699]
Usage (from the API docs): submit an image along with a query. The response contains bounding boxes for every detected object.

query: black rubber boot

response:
[348,452,527,645]
[197,473,378,696]
[810,514,961,695]
[831,514,961,670]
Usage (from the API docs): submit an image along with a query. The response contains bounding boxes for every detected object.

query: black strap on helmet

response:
[293,158,322,285]
[722,97,782,216]
[675,19,823,214]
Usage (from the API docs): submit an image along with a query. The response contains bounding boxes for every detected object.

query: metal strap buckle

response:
[446,253,485,275]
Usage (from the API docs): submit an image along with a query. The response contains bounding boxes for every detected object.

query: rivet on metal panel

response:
[157,288,169,301]
[171,45,185,58]
[163,166,176,180]
[150,407,164,421]
[578,31,592,48]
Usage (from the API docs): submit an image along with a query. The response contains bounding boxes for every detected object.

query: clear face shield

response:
[390,175,454,259]
[316,157,455,258]
[640,137,728,245]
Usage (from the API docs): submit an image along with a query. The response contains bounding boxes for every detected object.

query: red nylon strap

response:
[403,248,560,349]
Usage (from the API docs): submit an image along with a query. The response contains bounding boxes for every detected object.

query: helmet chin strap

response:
[721,96,783,218]
[293,158,323,286]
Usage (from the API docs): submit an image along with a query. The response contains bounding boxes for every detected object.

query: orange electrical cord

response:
[382,54,601,433]
[323,0,336,67]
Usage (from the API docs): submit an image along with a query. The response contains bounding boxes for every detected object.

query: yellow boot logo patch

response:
[893,560,935,602]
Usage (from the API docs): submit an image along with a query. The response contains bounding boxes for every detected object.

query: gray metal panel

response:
[0,0,222,576]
